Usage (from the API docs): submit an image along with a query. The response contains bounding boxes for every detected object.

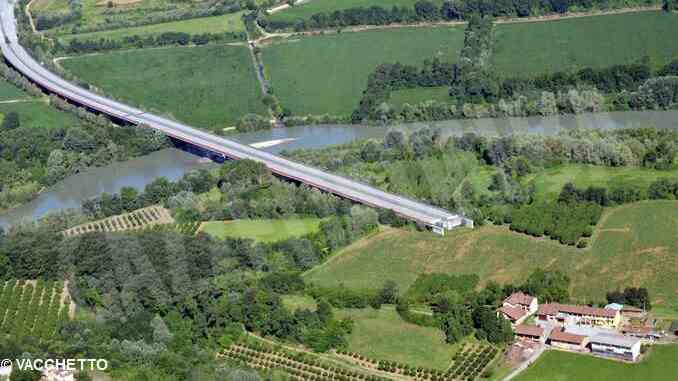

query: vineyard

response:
[63,205,174,237]
[220,339,500,381]
[0,279,73,341]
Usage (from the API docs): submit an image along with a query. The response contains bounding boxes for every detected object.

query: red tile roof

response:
[515,324,544,337]
[505,292,536,307]
[537,303,618,319]
[549,329,588,345]
[621,306,644,313]
[499,305,528,322]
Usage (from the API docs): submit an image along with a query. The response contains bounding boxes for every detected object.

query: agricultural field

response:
[262,26,464,116]
[305,200,678,311]
[61,45,267,130]
[515,345,678,381]
[388,86,452,107]
[200,218,322,243]
[335,307,461,370]
[34,0,222,35]
[267,0,443,25]
[493,11,678,76]
[59,11,246,43]
[62,205,174,237]
[525,164,678,202]
[0,279,72,341]
[0,99,81,129]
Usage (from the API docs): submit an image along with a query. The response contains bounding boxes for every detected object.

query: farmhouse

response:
[498,305,528,325]
[548,328,589,351]
[503,292,538,314]
[589,333,642,362]
[514,324,545,342]
[537,303,620,329]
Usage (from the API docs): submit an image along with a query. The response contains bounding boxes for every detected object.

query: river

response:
[1,110,676,228]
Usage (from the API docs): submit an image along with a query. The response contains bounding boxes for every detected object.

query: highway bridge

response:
[0,0,471,234]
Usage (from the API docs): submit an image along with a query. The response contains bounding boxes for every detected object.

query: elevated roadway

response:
[0,0,470,233]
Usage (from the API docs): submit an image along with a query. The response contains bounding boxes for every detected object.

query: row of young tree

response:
[263,0,661,31]
[58,31,246,54]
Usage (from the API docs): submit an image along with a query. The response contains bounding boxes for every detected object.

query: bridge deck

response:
[0,0,469,231]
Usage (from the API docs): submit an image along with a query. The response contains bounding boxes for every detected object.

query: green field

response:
[515,345,678,381]
[526,164,678,202]
[0,80,28,101]
[268,0,442,25]
[263,27,464,116]
[200,218,322,242]
[305,200,678,310]
[389,86,452,107]
[61,45,266,130]
[494,11,678,76]
[336,307,460,370]
[281,294,317,311]
[60,11,245,43]
[0,100,81,129]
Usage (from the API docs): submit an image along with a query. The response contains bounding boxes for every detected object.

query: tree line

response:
[58,31,246,54]
[262,0,660,31]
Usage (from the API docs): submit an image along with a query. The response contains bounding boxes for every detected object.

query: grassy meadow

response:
[262,26,464,116]
[515,345,678,381]
[200,218,322,242]
[305,200,678,310]
[0,100,81,129]
[0,81,29,101]
[493,11,678,76]
[267,0,443,25]
[61,45,266,130]
[389,86,452,107]
[526,164,678,202]
[335,307,461,370]
[59,11,246,43]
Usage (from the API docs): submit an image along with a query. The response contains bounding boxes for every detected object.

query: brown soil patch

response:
[634,247,669,256]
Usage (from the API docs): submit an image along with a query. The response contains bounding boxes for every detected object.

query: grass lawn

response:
[305,200,678,310]
[0,100,81,129]
[59,11,245,43]
[268,0,442,25]
[494,11,678,76]
[335,307,460,370]
[515,345,678,381]
[61,45,266,130]
[200,218,322,242]
[389,86,452,107]
[525,164,678,202]
[281,294,317,311]
[0,80,28,101]
[262,26,464,116]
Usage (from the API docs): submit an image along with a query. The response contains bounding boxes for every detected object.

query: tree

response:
[521,269,570,303]
[46,149,68,185]
[663,0,678,12]
[472,306,514,344]
[63,127,96,152]
[1,111,19,130]
[439,303,473,344]
[376,280,399,305]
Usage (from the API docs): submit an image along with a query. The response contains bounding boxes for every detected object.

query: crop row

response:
[63,206,174,237]
[221,343,394,381]
[336,350,448,380]
[447,343,499,381]
[0,279,71,341]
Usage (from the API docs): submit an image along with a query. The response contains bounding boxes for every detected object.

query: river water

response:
[1,110,677,228]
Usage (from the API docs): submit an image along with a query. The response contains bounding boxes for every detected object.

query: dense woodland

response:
[262,0,661,31]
